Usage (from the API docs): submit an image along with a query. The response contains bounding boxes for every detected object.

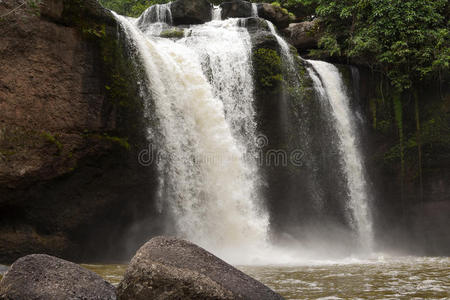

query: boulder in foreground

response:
[117,236,284,300]
[0,254,116,300]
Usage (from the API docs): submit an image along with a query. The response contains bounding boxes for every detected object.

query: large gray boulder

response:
[117,236,284,300]
[283,19,320,52]
[220,0,253,19]
[171,0,212,25]
[0,254,116,300]
[257,3,291,29]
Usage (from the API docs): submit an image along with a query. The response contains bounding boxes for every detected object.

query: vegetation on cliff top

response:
[98,0,164,17]
[99,0,448,93]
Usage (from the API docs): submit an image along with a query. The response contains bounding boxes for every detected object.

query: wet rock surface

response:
[257,3,290,29]
[0,254,116,300]
[283,19,320,52]
[220,0,253,19]
[117,236,284,300]
[171,0,212,25]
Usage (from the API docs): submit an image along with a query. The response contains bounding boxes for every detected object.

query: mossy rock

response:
[160,28,185,39]
[253,48,283,89]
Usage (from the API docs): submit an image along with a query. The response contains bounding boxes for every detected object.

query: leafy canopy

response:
[309,0,449,91]
[99,0,169,17]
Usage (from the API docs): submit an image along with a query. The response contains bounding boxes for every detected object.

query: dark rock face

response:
[220,0,253,19]
[171,0,212,25]
[257,3,290,29]
[283,19,320,53]
[0,0,159,264]
[117,236,284,300]
[0,254,116,300]
[239,17,270,35]
[355,68,450,256]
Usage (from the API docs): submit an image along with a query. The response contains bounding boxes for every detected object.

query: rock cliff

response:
[0,0,158,264]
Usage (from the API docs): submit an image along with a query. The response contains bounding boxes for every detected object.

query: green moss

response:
[41,131,63,154]
[160,29,185,39]
[104,135,130,150]
[271,2,281,8]
[289,12,296,21]
[27,0,41,16]
[253,48,283,88]
[82,23,106,39]
[87,133,130,150]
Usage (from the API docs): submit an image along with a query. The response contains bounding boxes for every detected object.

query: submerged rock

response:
[0,254,116,299]
[257,3,291,29]
[283,19,320,52]
[117,236,284,300]
[171,0,212,25]
[220,0,253,19]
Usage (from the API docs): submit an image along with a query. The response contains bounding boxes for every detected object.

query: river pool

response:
[78,256,450,299]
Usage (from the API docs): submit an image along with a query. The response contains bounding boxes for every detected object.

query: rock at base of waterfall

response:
[171,0,212,25]
[220,0,253,19]
[117,236,284,300]
[283,19,321,52]
[0,254,116,299]
[257,3,291,29]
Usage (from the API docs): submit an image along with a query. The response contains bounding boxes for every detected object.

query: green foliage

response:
[393,94,404,174]
[253,48,283,88]
[99,0,169,17]
[310,0,449,91]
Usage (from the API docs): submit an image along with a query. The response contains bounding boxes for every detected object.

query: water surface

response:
[83,256,450,299]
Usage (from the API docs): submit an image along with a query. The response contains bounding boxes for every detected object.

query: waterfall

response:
[182,19,257,158]
[267,21,294,67]
[112,11,270,264]
[137,3,172,35]
[251,3,258,17]
[212,5,222,20]
[307,60,373,251]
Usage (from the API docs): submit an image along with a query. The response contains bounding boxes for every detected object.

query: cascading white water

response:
[307,60,373,251]
[251,3,258,17]
[181,19,257,159]
[267,21,294,67]
[137,3,172,35]
[113,11,270,264]
[212,5,222,20]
